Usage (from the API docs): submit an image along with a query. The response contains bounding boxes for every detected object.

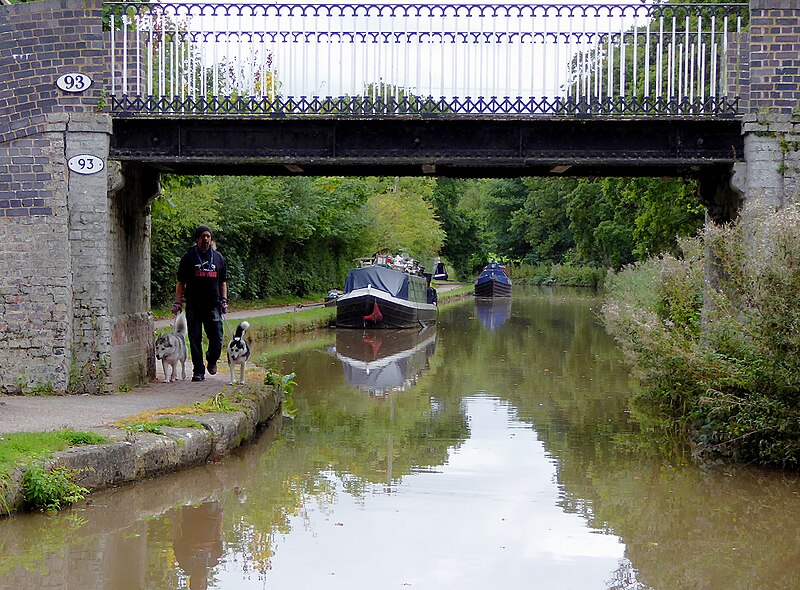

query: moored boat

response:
[433,259,449,281]
[474,261,512,297]
[336,251,438,329]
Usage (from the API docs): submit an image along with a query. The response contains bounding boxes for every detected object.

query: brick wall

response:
[729,32,750,114]
[734,1,800,223]
[0,0,156,393]
[108,161,159,387]
[747,0,800,115]
[0,0,109,151]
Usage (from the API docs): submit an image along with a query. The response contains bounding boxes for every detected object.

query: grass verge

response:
[0,429,108,513]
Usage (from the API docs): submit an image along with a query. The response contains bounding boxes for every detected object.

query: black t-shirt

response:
[177,246,227,311]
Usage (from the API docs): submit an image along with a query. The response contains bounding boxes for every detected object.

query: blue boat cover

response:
[345,266,426,301]
[475,262,512,286]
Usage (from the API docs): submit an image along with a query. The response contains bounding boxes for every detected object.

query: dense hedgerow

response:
[512,263,607,289]
[602,205,800,468]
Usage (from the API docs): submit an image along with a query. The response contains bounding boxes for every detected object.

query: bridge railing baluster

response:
[103,2,748,118]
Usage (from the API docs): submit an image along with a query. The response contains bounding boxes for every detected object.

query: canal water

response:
[2,289,800,590]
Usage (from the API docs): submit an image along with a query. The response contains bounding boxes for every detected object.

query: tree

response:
[151,176,220,307]
[363,178,445,266]
[510,178,576,265]
[427,178,487,280]
[481,178,530,261]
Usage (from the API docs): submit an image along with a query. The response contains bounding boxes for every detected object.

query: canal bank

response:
[0,283,465,517]
[0,381,283,517]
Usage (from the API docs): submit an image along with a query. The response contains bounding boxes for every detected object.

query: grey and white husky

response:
[155,312,188,383]
[226,321,251,385]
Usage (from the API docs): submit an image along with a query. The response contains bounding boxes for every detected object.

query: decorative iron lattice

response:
[111,94,740,117]
[105,2,748,118]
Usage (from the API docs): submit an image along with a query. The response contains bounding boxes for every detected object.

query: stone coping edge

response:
[0,385,282,518]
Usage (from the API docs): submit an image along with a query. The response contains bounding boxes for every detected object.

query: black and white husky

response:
[227,321,251,385]
[155,312,188,383]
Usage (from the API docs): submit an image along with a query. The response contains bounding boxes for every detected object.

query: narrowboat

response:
[474,261,512,297]
[336,251,438,329]
[433,260,449,281]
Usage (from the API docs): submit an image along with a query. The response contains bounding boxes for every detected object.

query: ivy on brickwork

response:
[67,354,109,395]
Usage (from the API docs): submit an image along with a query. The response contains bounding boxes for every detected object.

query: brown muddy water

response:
[2,288,800,589]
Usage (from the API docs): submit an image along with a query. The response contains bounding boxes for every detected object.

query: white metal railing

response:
[105,2,748,116]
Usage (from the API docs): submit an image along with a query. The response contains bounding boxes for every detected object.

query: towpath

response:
[0,283,464,434]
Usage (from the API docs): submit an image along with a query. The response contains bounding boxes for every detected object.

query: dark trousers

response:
[186,307,223,376]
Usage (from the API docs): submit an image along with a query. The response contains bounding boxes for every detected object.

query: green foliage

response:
[14,375,55,396]
[22,462,89,512]
[513,263,606,288]
[125,418,203,435]
[362,177,445,264]
[480,176,702,271]
[3,430,104,511]
[263,371,298,418]
[602,206,800,468]
[59,430,107,446]
[513,177,576,265]
[195,393,241,413]
[0,430,108,481]
[151,175,372,307]
[151,172,702,306]
[66,351,109,396]
[568,178,637,269]
[427,178,488,280]
[481,178,531,260]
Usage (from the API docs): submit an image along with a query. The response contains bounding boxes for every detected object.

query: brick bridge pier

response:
[0,0,799,394]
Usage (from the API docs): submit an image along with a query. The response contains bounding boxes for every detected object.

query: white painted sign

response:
[56,73,92,93]
[68,155,105,175]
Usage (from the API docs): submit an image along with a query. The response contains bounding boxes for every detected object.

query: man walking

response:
[173,225,228,381]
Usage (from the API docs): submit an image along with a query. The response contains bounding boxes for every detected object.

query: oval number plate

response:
[56,73,92,93]
[68,155,105,175]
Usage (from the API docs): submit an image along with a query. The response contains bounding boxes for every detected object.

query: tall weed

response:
[22,462,89,512]
[602,205,800,468]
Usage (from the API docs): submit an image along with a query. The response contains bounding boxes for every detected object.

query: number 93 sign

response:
[68,154,105,175]
[56,73,92,93]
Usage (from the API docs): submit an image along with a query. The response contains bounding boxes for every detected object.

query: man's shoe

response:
[207,363,217,375]
[191,375,205,382]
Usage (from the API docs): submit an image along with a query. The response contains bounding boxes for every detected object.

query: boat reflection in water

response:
[474,296,513,332]
[329,325,437,396]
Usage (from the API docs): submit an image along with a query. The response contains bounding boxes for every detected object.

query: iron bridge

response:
[106,2,748,177]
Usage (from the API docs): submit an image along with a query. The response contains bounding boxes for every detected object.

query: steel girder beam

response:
[111,117,743,179]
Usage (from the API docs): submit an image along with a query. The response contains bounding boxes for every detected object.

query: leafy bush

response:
[602,206,800,468]
[23,462,89,512]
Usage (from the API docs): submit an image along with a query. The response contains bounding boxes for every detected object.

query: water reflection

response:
[329,325,437,396]
[474,296,512,332]
[0,418,281,590]
[3,290,800,589]
[171,501,224,590]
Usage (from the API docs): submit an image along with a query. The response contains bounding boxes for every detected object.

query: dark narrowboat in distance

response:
[433,259,449,281]
[474,261,512,298]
